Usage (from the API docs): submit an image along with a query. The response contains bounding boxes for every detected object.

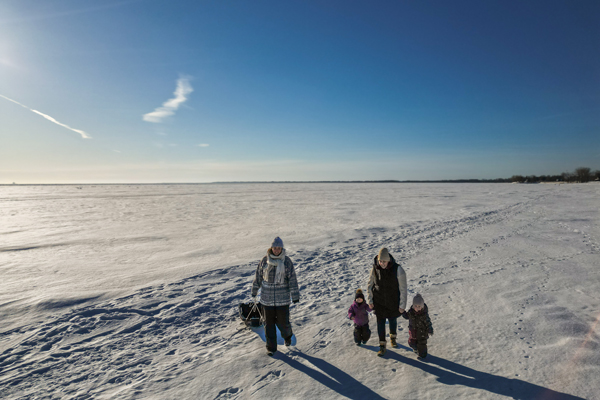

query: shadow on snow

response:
[278,349,387,400]
[249,325,297,346]
[385,344,584,400]
[247,325,582,399]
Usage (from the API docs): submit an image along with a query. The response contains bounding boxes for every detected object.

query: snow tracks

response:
[1,201,529,399]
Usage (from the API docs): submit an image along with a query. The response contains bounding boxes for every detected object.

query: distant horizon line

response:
[0,179,557,186]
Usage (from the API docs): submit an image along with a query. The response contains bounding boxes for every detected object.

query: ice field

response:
[1,183,599,399]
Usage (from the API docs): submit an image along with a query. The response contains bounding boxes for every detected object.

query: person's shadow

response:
[383,344,584,400]
[277,349,387,400]
[276,344,583,400]
[249,325,297,346]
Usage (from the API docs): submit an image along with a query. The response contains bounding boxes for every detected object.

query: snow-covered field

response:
[1,183,598,399]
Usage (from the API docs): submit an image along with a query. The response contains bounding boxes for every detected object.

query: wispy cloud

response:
[143,77,193,123]
[0,94,91,139]
[197,144,210,147]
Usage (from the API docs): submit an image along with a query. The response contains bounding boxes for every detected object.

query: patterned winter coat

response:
[251,254,300,307]
[347,301,372,327]
[402,304,433,341]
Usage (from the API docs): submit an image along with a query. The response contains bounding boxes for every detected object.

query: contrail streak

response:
[0,0,142,25]
[0,94,91,139]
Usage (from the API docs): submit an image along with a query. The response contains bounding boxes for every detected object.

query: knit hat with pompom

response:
[413,293,425,306]
[355,289,365,301]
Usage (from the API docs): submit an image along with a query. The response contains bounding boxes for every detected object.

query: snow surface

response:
[1,183,599,399]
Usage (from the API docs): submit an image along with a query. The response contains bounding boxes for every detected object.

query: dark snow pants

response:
[353,324,371,344]
[263,305,293,352]
[376,316,397,343]
[409,337,428,358]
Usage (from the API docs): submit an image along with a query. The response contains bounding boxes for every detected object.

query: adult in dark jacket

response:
[367,247,407,357]
[251,237,300,356]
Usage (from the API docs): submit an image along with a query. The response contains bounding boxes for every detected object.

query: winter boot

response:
[390,334,398,348]
[377,341,386,357]
[284,336,292,347]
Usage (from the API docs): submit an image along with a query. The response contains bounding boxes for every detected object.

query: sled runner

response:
[239,301,264,327]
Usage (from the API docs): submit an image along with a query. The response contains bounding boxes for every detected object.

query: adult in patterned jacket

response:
[251,237,300,356]
[367,247,408,357]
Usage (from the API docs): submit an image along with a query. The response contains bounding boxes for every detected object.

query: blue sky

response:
[1,0,598,183]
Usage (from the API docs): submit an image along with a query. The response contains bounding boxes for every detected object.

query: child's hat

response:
[355,289,365,301]
[413,293,424,306]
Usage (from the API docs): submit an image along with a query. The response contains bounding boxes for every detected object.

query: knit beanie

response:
[413,293,424,307]
[378,247,390,262]
[271,237,284,248]
[355,289,365,301]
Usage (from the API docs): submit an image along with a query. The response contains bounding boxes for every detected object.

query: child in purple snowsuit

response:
[348,289,372,346]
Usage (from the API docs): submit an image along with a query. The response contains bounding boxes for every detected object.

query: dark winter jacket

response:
[367,255,407,319]
[251,253,300,307]
[347,301,372,327]
[402,304,433,341]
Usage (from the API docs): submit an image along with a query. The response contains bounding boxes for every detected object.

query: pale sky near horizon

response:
[1,0,599,183]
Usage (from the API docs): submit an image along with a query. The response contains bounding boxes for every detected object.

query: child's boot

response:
[390,334,398,348]
[417,343,428,358]
[377,341,386,357]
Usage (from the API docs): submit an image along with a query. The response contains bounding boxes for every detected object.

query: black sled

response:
[239,301,264,327]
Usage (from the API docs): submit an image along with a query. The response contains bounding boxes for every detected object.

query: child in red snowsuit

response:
[401,293,433,358]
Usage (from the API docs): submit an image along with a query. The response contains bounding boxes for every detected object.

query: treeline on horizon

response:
[217,166,600,184]
[214,166,600,184]
[509,167,599,183]
[239,166,600,184]
[4,167,599,186]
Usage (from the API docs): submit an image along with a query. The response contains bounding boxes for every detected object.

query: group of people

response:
[251,237,433,358]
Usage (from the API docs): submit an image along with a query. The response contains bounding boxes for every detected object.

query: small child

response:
[401,293,434,358]
[347,289,372,346]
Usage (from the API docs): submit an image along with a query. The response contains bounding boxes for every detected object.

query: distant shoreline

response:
[2,180,593,186]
